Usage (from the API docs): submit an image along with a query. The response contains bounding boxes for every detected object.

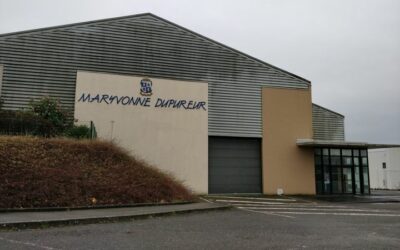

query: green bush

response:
[64,125,92,139]
[29,96,70,136]
[0,97,97,139]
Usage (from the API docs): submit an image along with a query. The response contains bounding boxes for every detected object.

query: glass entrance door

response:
[342,149,353,194]
[360,149,370,194]
[342,168,353,194]
[353,150,362,194]
[314,148,370,195]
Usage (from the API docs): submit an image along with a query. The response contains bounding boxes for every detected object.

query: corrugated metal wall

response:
[0,13,310,138]
[312,104,345,141]
[0,65,3,100]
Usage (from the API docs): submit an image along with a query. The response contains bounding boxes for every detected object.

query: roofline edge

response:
[312,103,345,118]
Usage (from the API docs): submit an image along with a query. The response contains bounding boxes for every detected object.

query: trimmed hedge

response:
[0,136,193,208]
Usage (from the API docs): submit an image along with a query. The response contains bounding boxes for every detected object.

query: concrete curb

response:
[0,201,194,213]
[0,204,231,231]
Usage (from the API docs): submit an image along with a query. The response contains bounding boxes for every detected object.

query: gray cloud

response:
[0,0,399,143]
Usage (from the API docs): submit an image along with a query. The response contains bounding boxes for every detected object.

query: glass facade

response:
[314,148,370,195]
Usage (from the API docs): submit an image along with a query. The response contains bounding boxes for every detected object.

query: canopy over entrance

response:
[297,139,400,149]
[297,139,400,195]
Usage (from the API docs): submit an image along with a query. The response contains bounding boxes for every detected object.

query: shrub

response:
[0,97,98,138]
[29,96,70,136]
[0,136,194,208]
[0,110,54,137]
[64,125,92,139]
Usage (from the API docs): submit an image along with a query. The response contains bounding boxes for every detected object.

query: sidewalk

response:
[0,202,230,230]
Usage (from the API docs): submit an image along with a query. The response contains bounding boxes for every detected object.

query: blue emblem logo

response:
[140,78,153,96]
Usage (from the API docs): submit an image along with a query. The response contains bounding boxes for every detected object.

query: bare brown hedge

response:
[0,136,194,208]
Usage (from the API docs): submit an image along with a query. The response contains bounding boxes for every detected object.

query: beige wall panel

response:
[262,87,315,195]
[75,71,208,194]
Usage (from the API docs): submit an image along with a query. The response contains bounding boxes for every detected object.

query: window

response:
[382,162,386,169]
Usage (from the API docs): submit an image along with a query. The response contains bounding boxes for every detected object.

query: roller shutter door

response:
[209,136,262,193]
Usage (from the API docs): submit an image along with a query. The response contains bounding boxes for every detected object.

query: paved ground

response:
[1,193,400,249]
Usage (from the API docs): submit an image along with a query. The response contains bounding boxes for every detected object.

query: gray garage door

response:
[209,137,262,193]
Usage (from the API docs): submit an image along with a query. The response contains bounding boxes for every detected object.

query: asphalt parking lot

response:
[1,194,400,250]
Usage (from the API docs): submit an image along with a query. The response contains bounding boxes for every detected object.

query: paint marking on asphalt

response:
[284,196,317,204]
[199,197,213,203]
[237,206,393,213]
[0,237,60,250]
[214,200,285,205]
[238,207,295,219]
[207,196,296,202]
[228,203,348,208]
[271,211,400,217]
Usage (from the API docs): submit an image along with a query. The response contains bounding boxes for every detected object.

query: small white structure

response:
[368,148,400,190]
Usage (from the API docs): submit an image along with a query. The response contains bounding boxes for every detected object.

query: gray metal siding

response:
[0,14,309,137]
[312,104,345,141]
[0,65,3,99]
[209,136,262,193]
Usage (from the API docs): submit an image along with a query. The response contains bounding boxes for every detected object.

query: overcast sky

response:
[0,0,399,143]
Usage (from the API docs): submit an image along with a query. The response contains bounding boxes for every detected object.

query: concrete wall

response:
[262,87,315,195]
[369,148,400,190]
[74,71,209,194]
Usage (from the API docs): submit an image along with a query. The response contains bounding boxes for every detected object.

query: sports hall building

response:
[1,13,398,195]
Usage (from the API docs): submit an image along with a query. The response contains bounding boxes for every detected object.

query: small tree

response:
[29,97,71,136]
